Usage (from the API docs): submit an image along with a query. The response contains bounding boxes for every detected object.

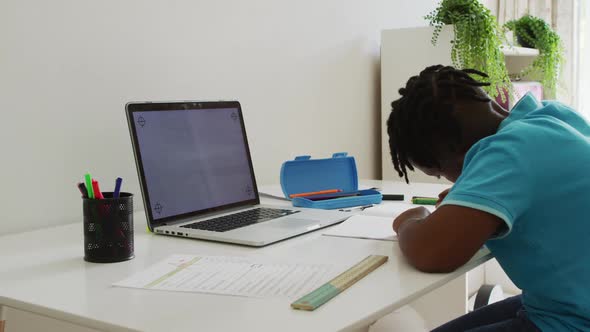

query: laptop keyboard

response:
[180,207,299,232]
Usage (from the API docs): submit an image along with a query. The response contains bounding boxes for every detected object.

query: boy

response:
[386,65,590,331]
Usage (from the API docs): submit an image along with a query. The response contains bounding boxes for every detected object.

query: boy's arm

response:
[393,205,502,273]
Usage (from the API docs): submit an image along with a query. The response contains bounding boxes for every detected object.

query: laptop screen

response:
[127,102,258,224]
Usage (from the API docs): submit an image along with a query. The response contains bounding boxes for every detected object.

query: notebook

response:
[323,203,435,241]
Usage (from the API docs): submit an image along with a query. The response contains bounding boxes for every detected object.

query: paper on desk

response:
[323,215,397,241]
[323,203,435,241]
[361,202,435,218]
[113,254,340,299]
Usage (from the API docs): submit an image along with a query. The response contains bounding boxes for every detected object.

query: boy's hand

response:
[393,206,431,233]
[436,188,452,207]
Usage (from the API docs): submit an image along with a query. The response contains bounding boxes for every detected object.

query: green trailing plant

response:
[426,0,510,100]
[505,15,564,97]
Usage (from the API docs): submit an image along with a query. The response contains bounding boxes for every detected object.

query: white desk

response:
[0,181,491,332]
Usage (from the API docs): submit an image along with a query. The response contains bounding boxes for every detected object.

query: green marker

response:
[85,173,95,199]
[411,196,437,205]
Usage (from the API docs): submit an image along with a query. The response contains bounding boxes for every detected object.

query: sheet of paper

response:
[361,202,434,218]
[324,203,436,241]
[113,255,340,299]
[323,215,397,241]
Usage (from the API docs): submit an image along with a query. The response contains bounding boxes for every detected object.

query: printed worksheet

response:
[113,255,340,299]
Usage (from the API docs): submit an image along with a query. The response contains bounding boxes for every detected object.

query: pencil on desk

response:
[289,189,342,198]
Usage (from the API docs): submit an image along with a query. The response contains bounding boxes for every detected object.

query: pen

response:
[290,189,342,198]
[113,177,123,198]
[92,179,105,200]
[411,196,438,205]
[339,204,373,212]
[307,191,360,201]
[77,182,88,198]
[382,194,405,201]
[84,173,95,199]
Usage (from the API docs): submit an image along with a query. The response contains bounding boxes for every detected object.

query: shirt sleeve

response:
[439,134,533,239]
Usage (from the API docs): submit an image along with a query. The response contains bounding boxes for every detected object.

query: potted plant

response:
[426,0,510,100]
[505,15,564,97]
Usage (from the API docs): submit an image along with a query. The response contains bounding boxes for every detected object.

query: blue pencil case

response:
[280,152,382,209]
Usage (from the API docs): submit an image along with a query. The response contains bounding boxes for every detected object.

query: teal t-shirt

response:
[440,93,590,331]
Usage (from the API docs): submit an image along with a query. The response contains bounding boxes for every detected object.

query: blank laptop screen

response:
[131,107,256,220]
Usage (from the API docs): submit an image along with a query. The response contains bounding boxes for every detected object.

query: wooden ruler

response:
[291,255,388,311]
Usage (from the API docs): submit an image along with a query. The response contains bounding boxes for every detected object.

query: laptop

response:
[126,101,351,246]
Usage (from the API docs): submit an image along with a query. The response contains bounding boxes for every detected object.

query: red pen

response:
[92,179,125,240]
[92,179,105,199]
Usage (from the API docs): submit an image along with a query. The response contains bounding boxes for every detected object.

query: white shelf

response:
[501,45,539,57]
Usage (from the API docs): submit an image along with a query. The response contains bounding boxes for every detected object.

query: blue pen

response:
[113,177,123,198]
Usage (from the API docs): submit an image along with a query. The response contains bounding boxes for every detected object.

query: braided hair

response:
[387,65,491,183]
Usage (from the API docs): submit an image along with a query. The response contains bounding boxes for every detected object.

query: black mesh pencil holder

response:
[83,192,134,263]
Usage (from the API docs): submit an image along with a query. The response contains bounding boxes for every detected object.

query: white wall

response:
[578,0,590,116]
[0,0,438,234]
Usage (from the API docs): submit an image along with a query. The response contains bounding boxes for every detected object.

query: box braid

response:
[387,65,492,183]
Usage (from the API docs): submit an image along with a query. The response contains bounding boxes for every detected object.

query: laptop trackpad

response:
[269,218,321,230]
